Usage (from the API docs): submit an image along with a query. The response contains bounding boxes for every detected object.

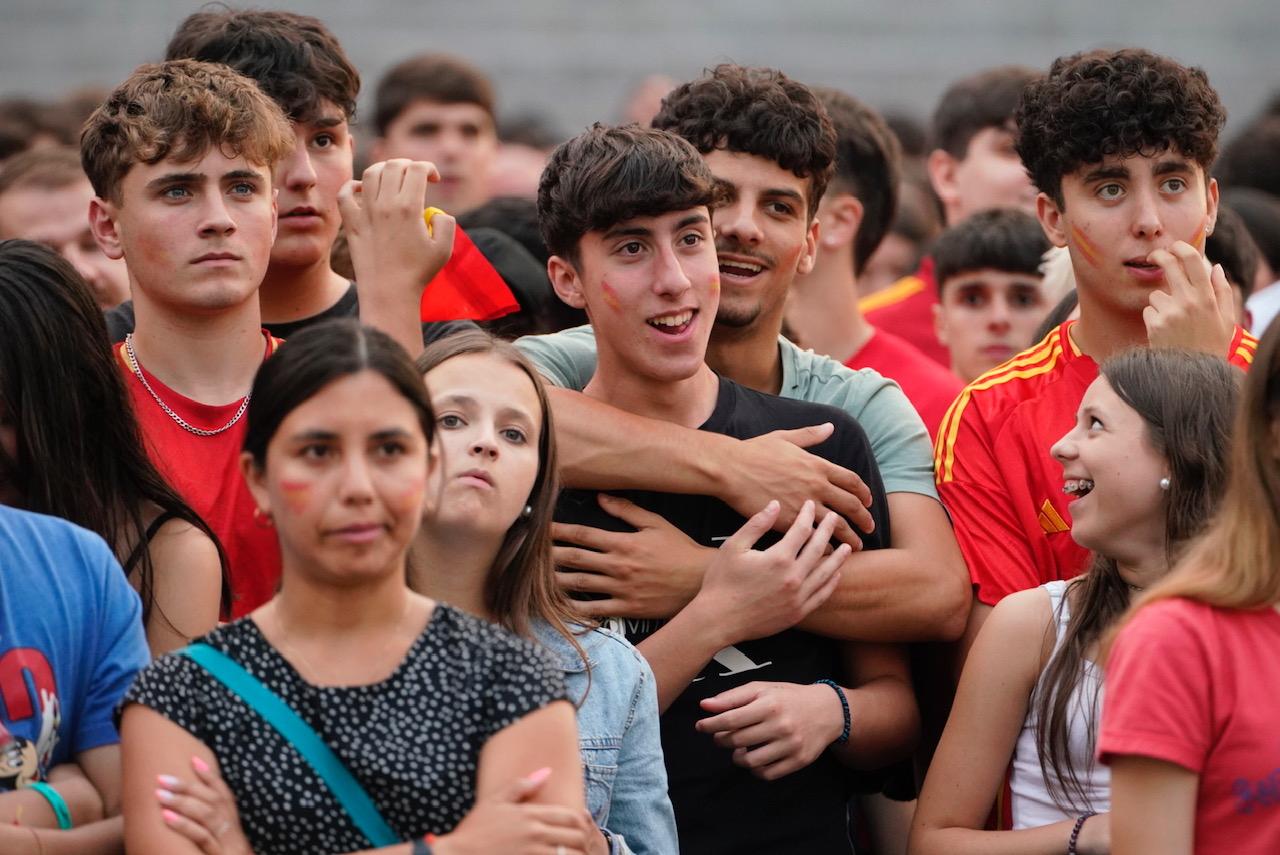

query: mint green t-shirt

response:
[515,325,937,499]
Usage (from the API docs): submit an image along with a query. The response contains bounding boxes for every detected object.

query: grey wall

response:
[2,0,1277,141]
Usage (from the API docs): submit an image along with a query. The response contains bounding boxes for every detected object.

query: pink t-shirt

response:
[1099,597,1280,854]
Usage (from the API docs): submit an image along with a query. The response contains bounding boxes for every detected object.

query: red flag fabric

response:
[419,208,520,322]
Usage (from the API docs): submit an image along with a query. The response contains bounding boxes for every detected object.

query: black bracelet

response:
[410,836,434,855]
[813,678,850,745]
[1067,811,1095,855]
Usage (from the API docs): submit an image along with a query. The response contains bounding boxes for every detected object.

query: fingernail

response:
[162,809,180,824]
[526,766,552,785]
[156,788,175,804]
[191,756,210,773]
[157,774,181,788]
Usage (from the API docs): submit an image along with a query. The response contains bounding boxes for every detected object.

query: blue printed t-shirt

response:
[0,505,148,789]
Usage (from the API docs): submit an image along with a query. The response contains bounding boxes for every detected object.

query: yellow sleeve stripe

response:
[858,275,925,314]
[935,338,1065,483]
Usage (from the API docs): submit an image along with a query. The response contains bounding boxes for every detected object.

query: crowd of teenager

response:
[1,8,1279,855]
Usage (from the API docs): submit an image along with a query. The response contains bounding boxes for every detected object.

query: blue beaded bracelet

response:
[813,679,850,745]
[28,781,73,830]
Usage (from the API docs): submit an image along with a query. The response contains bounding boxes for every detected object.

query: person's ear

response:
[1036,192,1068,248]
[927,149,961,212]
[932,301,949,346]
[88,196,125,260]
[1204,176,1220,241]
[818,194,863,252]
[547,255,588,309]
[796,217,820,276]
[239,452,272,520]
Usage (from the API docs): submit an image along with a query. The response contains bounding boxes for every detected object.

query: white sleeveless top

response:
[1008,580,1111,829]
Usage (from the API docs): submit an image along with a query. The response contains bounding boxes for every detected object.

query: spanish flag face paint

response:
[1188,222,1207,252]
[1070,225,1102,268]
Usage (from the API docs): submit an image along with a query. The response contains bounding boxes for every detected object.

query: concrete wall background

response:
[2,0,1277,142]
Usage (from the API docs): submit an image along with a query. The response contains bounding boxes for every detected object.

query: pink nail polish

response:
[156,788,174,803]
[191,756,210,773]
[525,766,552,785]
[157,774,181,788]
[162,809,180,824]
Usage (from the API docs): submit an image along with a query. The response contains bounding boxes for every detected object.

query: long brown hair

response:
[1121,325,1280,615]
[0,239,229,631]
[1035,348,1239,812]
[413,330,590,666]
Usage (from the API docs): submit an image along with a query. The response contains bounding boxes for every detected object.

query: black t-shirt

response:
[555,375,891,855]
[103,283,475,345]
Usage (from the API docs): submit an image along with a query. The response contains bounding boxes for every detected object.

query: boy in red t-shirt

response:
[936,48,1258,656]
[82,61,296,616]
[861,66,1042,364]
[930,208,1056,383]
[787,87,963,440]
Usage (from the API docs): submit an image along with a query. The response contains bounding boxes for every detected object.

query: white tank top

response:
[1008,580,1111,829]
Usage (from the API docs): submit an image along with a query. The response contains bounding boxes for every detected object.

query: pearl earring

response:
[521,504,533,518]
[1159,477,1171,491]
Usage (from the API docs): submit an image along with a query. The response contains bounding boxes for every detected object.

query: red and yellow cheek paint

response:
[709,274,721,296]
[1188,222,1207,251]
[394,475,427,515]
[600,279,622,312]
[278,480,313,515]
[1070,225,1103,268]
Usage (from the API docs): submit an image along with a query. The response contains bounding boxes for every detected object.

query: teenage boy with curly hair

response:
[935,48,1259,654]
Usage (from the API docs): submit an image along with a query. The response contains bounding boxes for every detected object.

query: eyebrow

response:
[1152,158,1193,177]
[288,427,413,442]
[762,187,805,205]
[675,213,710,230]
[602,224,653,240]
[1081,164,1130,183]
[312,115,345,129]
[436,393,536,424]
[144,169,264,192]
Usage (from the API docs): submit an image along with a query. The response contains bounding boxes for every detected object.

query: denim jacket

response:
[532,620,679,855]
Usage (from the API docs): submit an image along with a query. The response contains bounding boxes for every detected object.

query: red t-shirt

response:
[859,256,950,367]
[846,328,962,441]
[1100,598,1280,855]
[934,321,1257,606]
[116,334,283,618]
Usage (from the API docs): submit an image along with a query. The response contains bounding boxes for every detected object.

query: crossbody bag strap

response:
[179,643,399,847]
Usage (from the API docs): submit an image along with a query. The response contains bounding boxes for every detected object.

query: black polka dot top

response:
[124,603,566,854]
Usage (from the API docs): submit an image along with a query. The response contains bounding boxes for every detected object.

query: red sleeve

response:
[1098,599,1214,773]
[935,394,1042,606]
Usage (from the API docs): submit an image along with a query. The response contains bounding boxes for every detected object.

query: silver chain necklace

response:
[124,333,250,437]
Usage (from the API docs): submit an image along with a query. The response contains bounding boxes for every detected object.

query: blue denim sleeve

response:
[603,656,679,855]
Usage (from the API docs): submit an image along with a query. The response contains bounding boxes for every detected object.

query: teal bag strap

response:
[178,642,399,847]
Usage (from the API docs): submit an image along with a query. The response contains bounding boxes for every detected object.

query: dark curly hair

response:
[1016,49,1225,207]
[166,8,360,123]
[652,64,835,218]
[538,123,721,265]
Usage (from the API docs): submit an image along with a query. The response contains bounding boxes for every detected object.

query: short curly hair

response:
[1016,49,1225,207]
[80,60,294,204]
[538,124,720,265]
[652,64,835,219]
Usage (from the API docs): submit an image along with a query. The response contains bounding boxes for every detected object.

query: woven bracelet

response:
[813,678,851,745]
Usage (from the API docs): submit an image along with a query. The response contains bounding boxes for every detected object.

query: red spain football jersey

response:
[116,333,284,618]
[934,320,1257,606]
[859,256,951,367]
